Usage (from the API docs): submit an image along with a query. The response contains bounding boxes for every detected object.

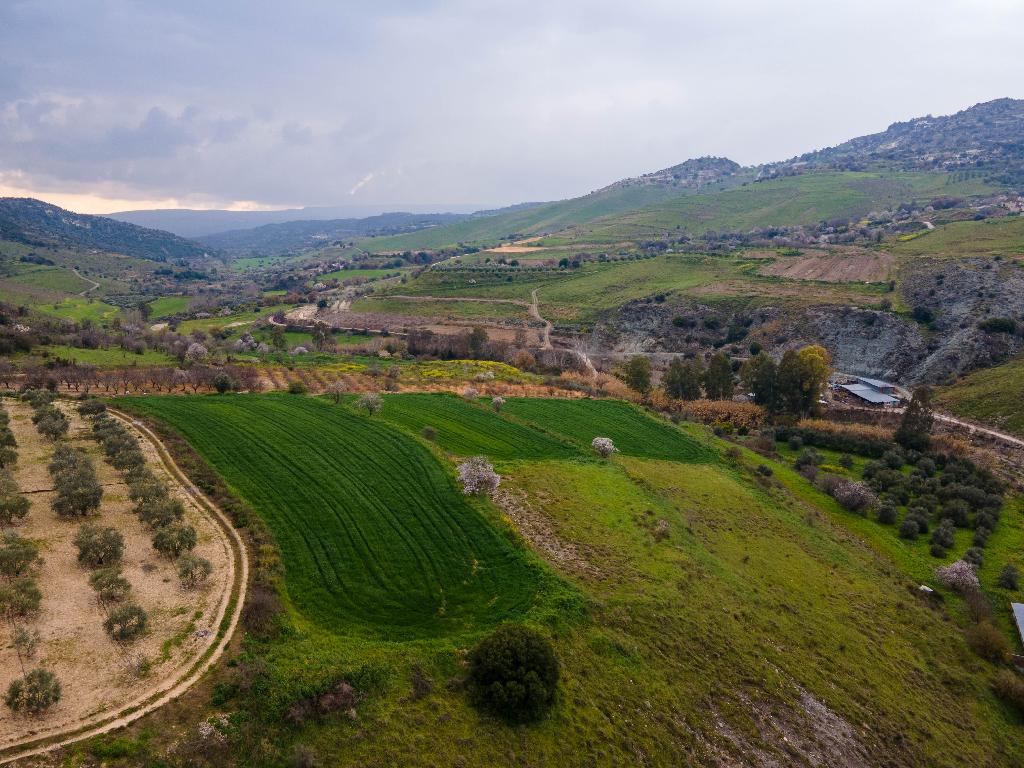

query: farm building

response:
[837,376,900,406]
[1013,603,1024,647]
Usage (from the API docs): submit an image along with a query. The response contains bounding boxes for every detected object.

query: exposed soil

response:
[0,401,235,754]
[483,245,545,254]
[757,248,894,283]
[492,488,599,577]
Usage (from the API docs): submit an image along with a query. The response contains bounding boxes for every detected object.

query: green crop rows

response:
[376,393,579,459]
[120,395,541,639]
[502,397,713,461]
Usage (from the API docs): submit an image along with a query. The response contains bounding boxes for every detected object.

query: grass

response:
[318,267,407,282]
[935,353,1024,437]
[175,303,294,334]
[375,393,579,459]
[5,265,93,293]
[14,344,175,368]
[119,394,544,639]
[113,393,1024,766]
[889,216,1024,259]
[147,295,192,318]
[501,397,713,461]
[351,296,529,321]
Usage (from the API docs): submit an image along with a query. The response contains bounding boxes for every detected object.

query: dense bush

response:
[178,554,213,588]
[966,622,1010,663]
[467,624,559,723]
[992,670,1024,714]
[73,524,124,568]
[89,566,132,603]
[5,668,61,715]
[998,565,1020,591]
[774,425,889,458]
[104,603,148,641]
[152,523,197,559]
[77,399,107,416]
[0,578,42,618]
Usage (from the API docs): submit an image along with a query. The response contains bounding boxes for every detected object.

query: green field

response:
[936,353,1024,438]
[502,397,714,460]
[376,393,579,459]
[147,295,192,318]
[889,216,1024,259]
[119,395,544,639]
[114,392,1024,766]
[15,344,175,368]
[174,302,294,334]
[351,296,529,321]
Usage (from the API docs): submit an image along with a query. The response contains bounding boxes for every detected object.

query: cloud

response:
[0,0,1022,212]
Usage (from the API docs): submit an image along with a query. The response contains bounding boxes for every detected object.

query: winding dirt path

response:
[72,268,100,297]
[0,410,248,765]
[530,289,552,350]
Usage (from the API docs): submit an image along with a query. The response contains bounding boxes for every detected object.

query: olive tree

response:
[177,554,213,588]
[104,603,148,641]
[5,668,61,715]
[152,523,197,559]
[73,524,124,568]
[0,533,41,578]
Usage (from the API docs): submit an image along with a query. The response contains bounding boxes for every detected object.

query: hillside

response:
[199,211,471,256]
[774,97,1024,184]
[0,198,210,262]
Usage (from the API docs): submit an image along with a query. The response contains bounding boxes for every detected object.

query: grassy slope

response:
[366,171,998,251]
[366,180,743,252]
[117,394,1023,766]
[935,353,1024,437]
[889,216,1024,260]
[147,295,192,318]
[350,296,529,321]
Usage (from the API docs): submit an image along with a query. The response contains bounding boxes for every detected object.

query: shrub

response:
[287,380,308,395]
[152,523,197,559]
[242,584,282,636]
[78,399,107,416]
[964,547,984,567]
[877,501,898,525]
[838,454,854,469]
[467,625,559,723]
[178,554,213,588]
[591,437,617,458]
[794,448,822,470]
[882,449,904,469]
[966,622,1010,663]
[0,533,40,578]
[421,425,437,441]
[978,317,1017,334]
[787,435,803,451]
[89,566,131,603]
[136,496,185,529]
[5,668,61,715]
[457,457,500,496]
[831,478,877,513]
[0,578,42,619]
[898,517,920,540]
[73,524,124,568]
[998,565,1020,591]
[992,670,1024,714]
[491,396,505,412]
[935,560,980,593]
[930,519,956,551]
[104,603,148,641]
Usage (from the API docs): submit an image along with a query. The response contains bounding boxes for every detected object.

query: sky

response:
[1,0,1022,214]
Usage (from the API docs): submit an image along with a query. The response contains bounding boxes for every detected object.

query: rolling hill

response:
[0,197,210,262]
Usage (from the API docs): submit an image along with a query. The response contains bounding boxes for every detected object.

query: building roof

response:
[856,376,896,390]
[1012,603,1024,646]
[839,383,900,404]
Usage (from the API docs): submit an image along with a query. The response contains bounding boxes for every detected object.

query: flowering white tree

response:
[356,393,382,415]
[463,386,480,401]
[457,456,500,496]
[935,560,980,593]
[185,342,208,362]
[491,396,505,412]
[592,437,617,458]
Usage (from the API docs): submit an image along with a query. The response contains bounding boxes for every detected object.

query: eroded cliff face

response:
[593,256,1022,383]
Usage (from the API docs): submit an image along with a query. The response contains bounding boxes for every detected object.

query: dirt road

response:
[530,289,552,350]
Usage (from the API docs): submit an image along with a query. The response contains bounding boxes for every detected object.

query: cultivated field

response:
[756,247,895,283]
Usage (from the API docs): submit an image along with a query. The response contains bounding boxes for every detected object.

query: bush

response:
[89,566,132,603]
[787,435,803,451]
[998,564,1020,591]
[964,547,984,567]
[877,501,898,525]
[242,584,282,636]
[966,622,1010,663]
[467,625,559,723]
[178,554,213,588]
[992,670,1024,714]
[898,517,920,540]
[930,519,956,551]
[978,317,1017,334]
[5,668,61,715]
[152,523,197,559]
[421,425,437,441]
[73,524,124,568]
[77,400,107,416]
[287,380,308,395]
[104,603,148,641]
[0,533,40,579]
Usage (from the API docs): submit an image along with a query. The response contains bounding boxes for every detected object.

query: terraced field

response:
[377,393,579,459]
[119,395,541,639]
[502,397,713,461]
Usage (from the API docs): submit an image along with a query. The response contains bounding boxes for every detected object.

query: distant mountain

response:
[110,202,492,238]
[771,98,1024,183]
[0,198,210,262]
[600,156,742,193]
[199,211,473,256]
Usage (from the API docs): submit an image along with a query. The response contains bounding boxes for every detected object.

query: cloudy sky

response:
[1,0,1022,213]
